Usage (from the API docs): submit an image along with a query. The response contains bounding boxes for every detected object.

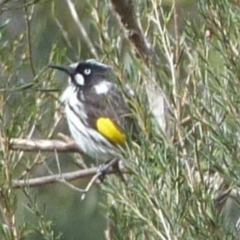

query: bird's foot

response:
[97,158,126,182]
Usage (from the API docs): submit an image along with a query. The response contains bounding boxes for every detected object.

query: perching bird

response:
[49,59,135,162]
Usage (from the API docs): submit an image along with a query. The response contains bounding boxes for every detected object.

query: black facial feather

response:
[76,62,109,75]
[72,61,111,88]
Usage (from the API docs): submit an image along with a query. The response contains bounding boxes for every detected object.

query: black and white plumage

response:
[50,59,134,160]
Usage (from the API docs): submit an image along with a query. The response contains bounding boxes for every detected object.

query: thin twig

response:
[44,149,91,194]
[173,0,179,69]
[18,111,63,178]
[51,3,77,59]
[12,163,128,189]
[24,1,36,77]
[82,158,120,196]
[65,0,98,59]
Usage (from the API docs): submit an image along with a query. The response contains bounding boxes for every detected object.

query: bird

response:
[49,59,135,163]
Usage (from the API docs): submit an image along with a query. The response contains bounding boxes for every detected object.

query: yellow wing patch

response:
[96,117,126,145]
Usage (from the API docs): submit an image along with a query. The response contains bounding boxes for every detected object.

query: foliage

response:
[1,0,240,239]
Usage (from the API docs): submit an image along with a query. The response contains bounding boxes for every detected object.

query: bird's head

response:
[49,59,112,89]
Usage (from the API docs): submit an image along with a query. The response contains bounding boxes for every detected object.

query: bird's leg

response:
[97,158,126,182]
[111,159,127,183]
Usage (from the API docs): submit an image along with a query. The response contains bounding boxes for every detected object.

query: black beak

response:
[48,64,75,75]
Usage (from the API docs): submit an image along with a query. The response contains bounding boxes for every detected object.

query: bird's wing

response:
[82,85,134,145]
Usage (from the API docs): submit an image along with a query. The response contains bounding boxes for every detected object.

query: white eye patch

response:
[74,73,84,86]
[84,68,91,75]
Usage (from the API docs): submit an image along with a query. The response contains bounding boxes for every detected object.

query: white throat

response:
[60,82,76,104]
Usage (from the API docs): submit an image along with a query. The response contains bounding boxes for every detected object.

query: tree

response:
[1,0,240,239]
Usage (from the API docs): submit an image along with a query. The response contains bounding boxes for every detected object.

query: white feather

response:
[62,84,118,160]
[60,79,74,103]
[69,62,79,69]
[74,73,84,86]
[94,81,112,95]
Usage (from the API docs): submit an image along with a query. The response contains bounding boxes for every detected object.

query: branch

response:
[110,1,173,137]
[110,0,155,62]
[1,138,128,189]
[24,1,36,78]
[65,0,98,59]
[4,138,82,152]
[12,162,128,189]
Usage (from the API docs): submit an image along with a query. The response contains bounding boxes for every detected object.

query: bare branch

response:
[2,138,82,153]
[1,137,128,189]
[110,0,173,138]
[110,0,154,62]
[65,0,98,59]
[12,168,96,188]
[24,1,36,77]
[12,162,128,189]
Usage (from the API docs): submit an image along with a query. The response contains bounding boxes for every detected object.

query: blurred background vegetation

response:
[1,0,240,239]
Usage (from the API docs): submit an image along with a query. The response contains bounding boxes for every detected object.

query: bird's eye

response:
[84,68,91,75]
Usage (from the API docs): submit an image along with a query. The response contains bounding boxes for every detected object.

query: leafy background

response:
[1,0,240,239]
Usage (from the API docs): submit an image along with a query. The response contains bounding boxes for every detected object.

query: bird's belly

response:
[65,104,119,161]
